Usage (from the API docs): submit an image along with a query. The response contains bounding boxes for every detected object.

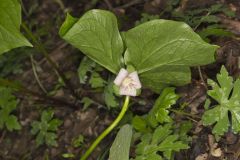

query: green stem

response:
[80,96,130,160]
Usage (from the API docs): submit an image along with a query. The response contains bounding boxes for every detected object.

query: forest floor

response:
[1,0,240,160]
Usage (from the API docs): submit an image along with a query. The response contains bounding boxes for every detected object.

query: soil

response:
[1,0,240,160]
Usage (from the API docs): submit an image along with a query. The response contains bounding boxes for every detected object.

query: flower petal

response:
[128,71,141,89]
[114,68,128,86]
[120,86,137,96]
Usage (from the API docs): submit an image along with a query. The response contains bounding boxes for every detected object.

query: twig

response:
[103,0,114,11]
[116,0,144,9]
[53,0,65,11]
[30,55,48,94]
[0,130,6,143]
[21,23,79,99]
[170,109,201,120]
[0,78,78,109]
[22,42,67,76]
[198,66,207,88]
[19,0,28,17]
[193,11,212,87]
[193,11,211,31]
[20,88,78,108]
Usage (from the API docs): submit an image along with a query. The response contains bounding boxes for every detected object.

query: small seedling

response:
[72,134,84,148]
[62,153,75,159]
[31,109,62,147]
[0,87,21,131]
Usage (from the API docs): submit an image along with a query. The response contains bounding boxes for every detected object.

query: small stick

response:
[116,0,143,9]
[21,23,79,99]
[0,78,78,109]
[30,55,48,94]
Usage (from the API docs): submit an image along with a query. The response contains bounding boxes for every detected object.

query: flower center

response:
[122,77,135,88]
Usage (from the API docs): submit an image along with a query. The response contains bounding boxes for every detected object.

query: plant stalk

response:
[80,96,130,160]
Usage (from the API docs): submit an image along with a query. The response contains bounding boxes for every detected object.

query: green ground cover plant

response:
[1,0,240,159]
[31,109,62,147]
[0,87,21,131]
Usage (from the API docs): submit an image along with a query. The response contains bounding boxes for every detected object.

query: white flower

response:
[114,68,141,96]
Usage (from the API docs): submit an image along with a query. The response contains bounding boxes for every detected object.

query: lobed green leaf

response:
[202,66,240,136]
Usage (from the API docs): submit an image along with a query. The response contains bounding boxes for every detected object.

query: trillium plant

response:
[59,9,218,159]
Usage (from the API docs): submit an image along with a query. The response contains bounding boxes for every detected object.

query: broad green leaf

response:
[59,13,78,36]
[0,0,32,55]
[147,87,179,127]
[202,66,240,136]
[109,124,132,160]
[139,66,191,93]
[60,9,124,73]
[123,20,218,92]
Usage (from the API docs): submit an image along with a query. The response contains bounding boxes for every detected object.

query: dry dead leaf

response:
[195,153,208,160]
[220,15,240,36]
[208,134,222,157]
